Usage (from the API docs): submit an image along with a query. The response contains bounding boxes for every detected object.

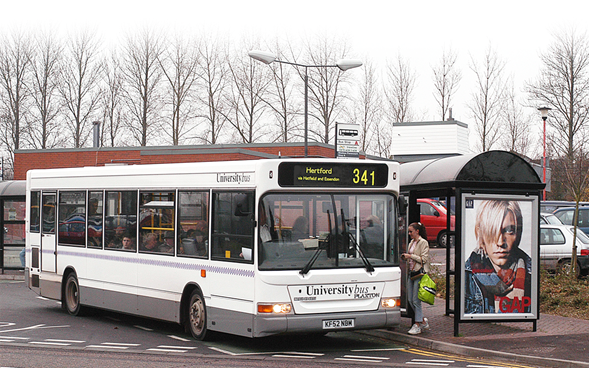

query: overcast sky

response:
[2,0,588,153]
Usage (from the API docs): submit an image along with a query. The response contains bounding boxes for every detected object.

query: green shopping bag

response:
[418,274,436,305]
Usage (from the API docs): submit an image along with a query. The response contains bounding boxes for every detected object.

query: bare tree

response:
[59,31,103,148]
[27,32,65,149]
[500,81,531,156]
[224,42,271,143]
[159,34,200,145]
[195,37,229,145]
[561,150,589,277]
[348,61,383,155]
[302,37,355,144]
[384,54,416,123]
[263,43,298,143]
[468,46,506,152]
[100,52,126,147]
[373,119,393,159]
[0,32,33,167]
[432,48,461,121]
[527,30,589,160]
[121,29,165,146]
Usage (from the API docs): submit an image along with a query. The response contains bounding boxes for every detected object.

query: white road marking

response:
[101,342,141,346]
[133,325,153,331]
[412,359,455,363]
[29,341,71,346]
[148,348,188,353]
[86,344,129,349]
[208,346,238,355]
[0,324,69,334]
[0,322,15,328]
[272,354,316,359]
[45,339,85,343]
[208,346,317,357]
[0,336,29,340]
[406,361,450,366]
[335,357,383,363]
[0,339,15,343]
[36,296,50,301]
[157,345,196,350]
[344,354,389,360]
[168,335,190,342]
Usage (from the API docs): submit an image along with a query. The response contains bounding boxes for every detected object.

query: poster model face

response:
[461,194,538,320]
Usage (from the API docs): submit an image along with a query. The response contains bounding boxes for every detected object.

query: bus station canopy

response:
[0,181,25,197]
[400,150,544,195]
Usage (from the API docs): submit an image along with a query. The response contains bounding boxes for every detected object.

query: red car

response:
[417,198,455,247]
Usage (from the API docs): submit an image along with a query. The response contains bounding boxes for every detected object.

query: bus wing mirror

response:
[398,195,408,216]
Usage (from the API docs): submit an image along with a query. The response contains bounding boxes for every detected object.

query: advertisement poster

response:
[461,193,538,320]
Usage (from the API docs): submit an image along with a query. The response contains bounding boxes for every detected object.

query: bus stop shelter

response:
[400,151,545,336]
[0,180,26,273]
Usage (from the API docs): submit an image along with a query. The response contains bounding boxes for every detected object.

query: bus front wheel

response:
[64,273,83,316]
[187,289,209,341]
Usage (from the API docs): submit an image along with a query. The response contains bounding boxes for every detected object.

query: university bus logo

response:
[217,172,252,184]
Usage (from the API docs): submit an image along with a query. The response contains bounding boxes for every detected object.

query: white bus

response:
[25,158,401,339]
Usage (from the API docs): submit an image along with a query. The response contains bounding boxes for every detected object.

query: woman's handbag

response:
[418,274,437,305]
[410,267,425,280]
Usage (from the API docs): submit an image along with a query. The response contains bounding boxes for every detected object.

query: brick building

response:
[13,142,347,180]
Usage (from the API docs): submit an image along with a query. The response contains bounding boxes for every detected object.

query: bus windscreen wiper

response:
[347,230,374,273]
[300,246,323,276]
[300,209,332,276]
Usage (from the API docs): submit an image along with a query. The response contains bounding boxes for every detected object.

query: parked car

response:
[540,223,589,277]
[541,200,589,213]
[540,212,563,225]
[553,207,589,236]
[417,198,455,247]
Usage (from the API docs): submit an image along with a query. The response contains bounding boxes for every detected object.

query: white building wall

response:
[391,121,470,156]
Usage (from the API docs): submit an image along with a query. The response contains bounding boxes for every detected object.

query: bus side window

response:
[30,191,41,233]
[178,191,209,258]
[211,191,254,262]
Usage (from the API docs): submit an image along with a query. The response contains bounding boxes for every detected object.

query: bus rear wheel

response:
[187,289,209,341]
[64,273,83,316]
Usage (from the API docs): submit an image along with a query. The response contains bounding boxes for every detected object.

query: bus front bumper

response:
[252,308,400,338]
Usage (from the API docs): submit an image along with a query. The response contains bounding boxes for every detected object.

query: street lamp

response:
[538,106,552,200]
[249,50,362,158]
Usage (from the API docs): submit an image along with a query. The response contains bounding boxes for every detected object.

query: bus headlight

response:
[258,303,292,314]
[381,298,400,308]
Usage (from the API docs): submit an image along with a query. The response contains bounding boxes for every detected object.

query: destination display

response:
[278,162,388,187]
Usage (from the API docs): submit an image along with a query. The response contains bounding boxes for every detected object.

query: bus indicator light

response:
[201,269,206,278]
[258,303,292,314]
[381,298,400,308]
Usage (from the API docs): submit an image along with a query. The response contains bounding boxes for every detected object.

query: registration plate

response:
[323,319,355,329]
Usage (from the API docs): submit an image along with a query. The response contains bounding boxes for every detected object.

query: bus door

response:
[41,193,57,273]
[357,196,387,259]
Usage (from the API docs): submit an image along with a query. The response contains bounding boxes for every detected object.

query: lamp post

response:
[248,50,362,158]
[538,106,552,200]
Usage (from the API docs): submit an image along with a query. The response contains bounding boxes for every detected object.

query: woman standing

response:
[402,222,431,335]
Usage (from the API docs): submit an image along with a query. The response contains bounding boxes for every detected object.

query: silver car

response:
[540,212,563,225]
[540,224,589,277]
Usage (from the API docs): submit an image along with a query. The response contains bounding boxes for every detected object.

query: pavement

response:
[2,269,588,368]
[365,298,589,368]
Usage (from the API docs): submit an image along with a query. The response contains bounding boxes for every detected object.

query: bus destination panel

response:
[278,162,388,188]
